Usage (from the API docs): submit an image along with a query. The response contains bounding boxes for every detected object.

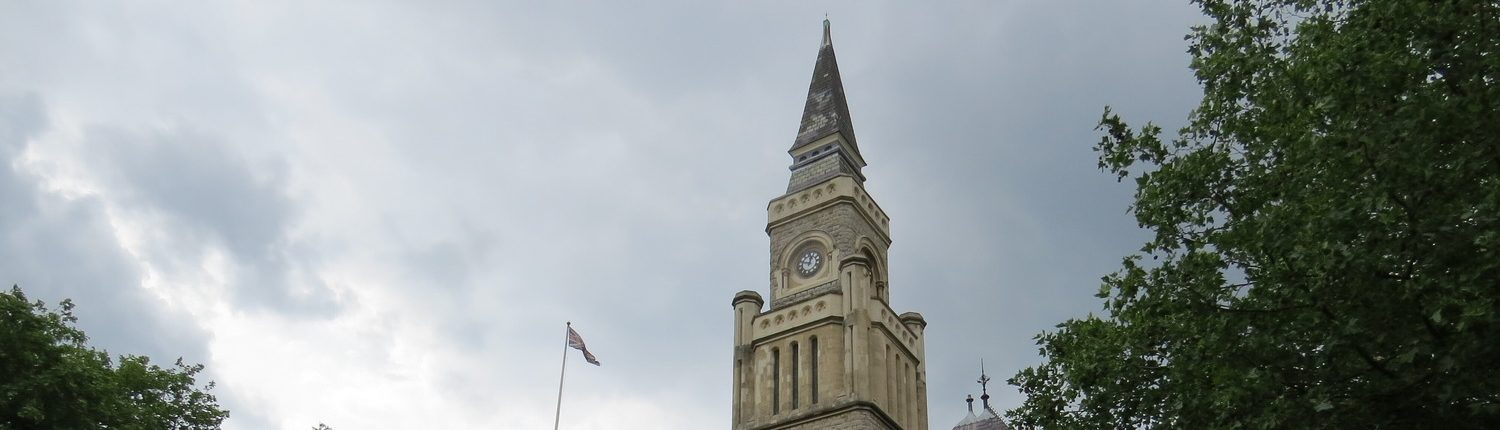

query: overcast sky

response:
[1,1,1207,429]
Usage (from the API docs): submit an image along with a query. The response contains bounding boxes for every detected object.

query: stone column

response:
[841,257,873,401]
[901,312,929,430]
[731,291,764,428]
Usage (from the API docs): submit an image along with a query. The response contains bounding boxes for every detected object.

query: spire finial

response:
[821,17,832,48]
[965,394,975,412]
[979,359,993,409]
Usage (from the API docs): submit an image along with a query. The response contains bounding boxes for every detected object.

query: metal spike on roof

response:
[979,359,993,409]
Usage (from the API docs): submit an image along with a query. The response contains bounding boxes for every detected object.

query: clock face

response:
[796,249,823,277]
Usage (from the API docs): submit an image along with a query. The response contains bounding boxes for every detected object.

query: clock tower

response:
[731,20,929,430]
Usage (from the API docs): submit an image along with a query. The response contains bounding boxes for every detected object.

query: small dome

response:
[952,362,1013,430]
[952,406,1009,430]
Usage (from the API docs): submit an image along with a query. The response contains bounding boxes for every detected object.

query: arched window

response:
[810,336,819,404]
[735,358,743,406]
[791,342,800,409]
[772,348,781,414]
[893,354,903,421]
[861,248,884,300]
[885,344,893,406]
[906,362,914,422]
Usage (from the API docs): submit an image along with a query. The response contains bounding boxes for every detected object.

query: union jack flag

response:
[567,327,600,366]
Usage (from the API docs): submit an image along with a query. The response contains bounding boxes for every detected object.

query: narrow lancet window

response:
[885,345,893,405]
[791,342,800,409]
[772,349,781,414]
[810,336,819,404]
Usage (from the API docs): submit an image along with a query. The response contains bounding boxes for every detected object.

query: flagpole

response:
[554,321,570,430]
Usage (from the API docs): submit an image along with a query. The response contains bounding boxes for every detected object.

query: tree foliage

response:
[1009,0,1499,428]
[0,285,229,429]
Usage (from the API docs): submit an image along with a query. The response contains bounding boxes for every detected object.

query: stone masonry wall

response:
[770,203,886,280]
[777,408,897,430]
[787,155,847,193]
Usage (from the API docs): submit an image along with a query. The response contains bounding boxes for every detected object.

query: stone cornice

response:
[766,176,891,242]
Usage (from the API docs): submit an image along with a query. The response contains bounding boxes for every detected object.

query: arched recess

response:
[853,237,887,281]
[778,230,836,294]
[780,230,836,269]
[854,237,887,302]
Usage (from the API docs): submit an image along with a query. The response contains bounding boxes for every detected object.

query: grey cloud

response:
[853,3,1209,421]
[74,125,334,315]
[0,93,301,428]
[0,93,211,368]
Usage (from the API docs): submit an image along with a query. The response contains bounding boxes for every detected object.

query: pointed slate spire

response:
[784,19,868,193]
[793,18,860,157]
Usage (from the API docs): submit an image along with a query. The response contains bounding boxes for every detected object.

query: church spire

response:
[784,19,868,193]
[793,18,861,158]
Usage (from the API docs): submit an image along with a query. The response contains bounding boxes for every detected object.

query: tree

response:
[1008,0,1499,428]
[0,285,229,429]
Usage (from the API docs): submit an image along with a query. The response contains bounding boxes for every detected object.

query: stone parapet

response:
[772,279,840,310]
[751,294,844,341]
[742,399,901,430]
